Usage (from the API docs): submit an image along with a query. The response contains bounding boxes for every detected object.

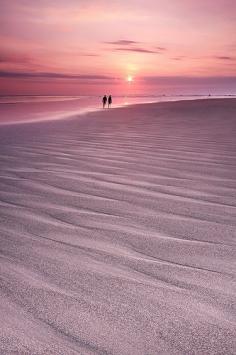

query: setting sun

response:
[127,75,133,83]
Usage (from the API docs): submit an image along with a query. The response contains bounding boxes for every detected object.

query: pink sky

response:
[0,0,236,95]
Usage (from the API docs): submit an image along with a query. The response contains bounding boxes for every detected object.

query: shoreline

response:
[0,95,234,127]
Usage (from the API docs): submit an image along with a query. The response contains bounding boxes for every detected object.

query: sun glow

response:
[127,75,133,82]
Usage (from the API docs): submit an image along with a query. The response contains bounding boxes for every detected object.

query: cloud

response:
[114,47,158,54]
[0,70,115,80]
[171,56,186,61]
[105,39,162,54]
[155,47,167,51]
[79,53,100,57]
[140,75,236,85]
[2,71,235,87]
[105,40,139,45]
[214,56,236,61]
[0,51,32,65]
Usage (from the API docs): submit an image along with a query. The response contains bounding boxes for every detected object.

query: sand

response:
[0,99,236,354]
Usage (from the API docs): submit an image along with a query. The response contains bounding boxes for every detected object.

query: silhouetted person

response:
[102,95,107,108]
[108,95,112,108]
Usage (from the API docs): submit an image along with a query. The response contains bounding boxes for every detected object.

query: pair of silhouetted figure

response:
[102,95,112,108]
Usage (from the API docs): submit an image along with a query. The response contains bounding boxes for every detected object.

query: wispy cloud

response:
[0,51,32,65]
[171,56,186,61]
[104,40,139,45]
[141,75,236,85]
[155,46,167,51]
[114,47,159,54]
[0,70,115,80]
[104,39,164,54]
[78,53,100,57]
[214,55,236,61]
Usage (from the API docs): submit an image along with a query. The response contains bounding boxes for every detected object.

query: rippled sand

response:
[0,99,236,354]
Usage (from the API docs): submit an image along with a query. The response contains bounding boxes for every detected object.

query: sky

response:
[0,0,236,95]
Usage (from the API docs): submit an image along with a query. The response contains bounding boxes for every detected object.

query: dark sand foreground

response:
[0,99,236,354]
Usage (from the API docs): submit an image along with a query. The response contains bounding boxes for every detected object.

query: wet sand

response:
[0,99,236,354]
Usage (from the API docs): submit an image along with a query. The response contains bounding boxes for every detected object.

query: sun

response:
[127,75,133,83]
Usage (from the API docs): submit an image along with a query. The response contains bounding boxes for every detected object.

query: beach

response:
[0,98,236,354]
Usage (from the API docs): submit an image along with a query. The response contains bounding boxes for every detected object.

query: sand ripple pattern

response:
[0,99,236,354]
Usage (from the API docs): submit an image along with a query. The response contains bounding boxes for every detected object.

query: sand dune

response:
[0,99,236,354]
